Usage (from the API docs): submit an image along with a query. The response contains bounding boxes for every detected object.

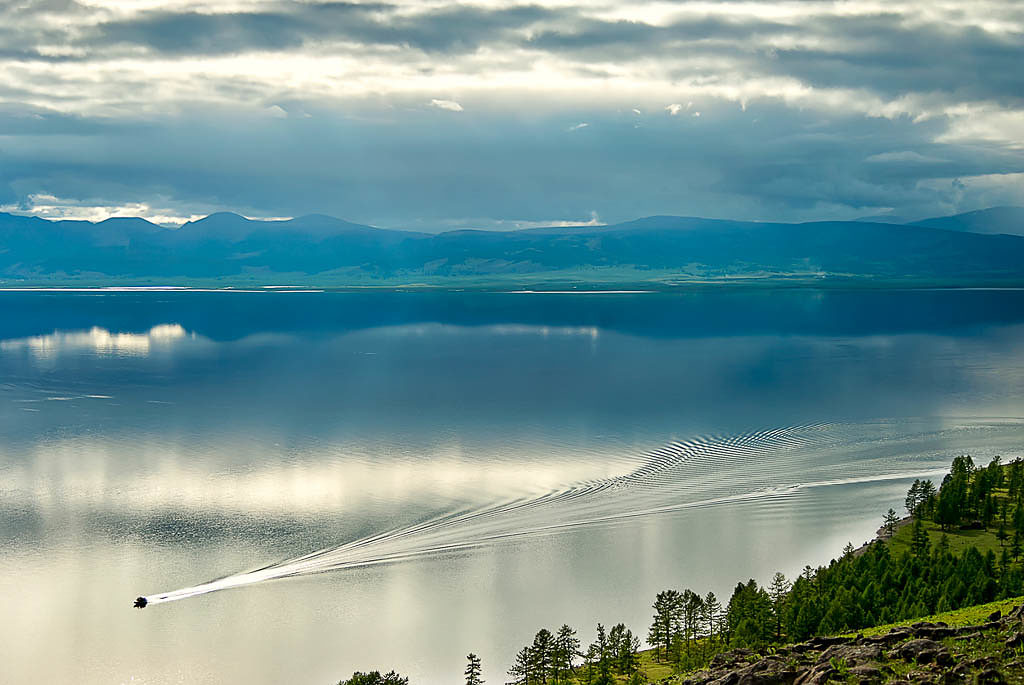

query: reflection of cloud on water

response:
[0,324,192,358]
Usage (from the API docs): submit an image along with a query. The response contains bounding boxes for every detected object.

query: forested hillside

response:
[337,453,1024,684]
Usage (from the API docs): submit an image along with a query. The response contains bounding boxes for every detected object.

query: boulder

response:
[816,643,883,667]
[976,668,1006,685]
[888,638,954,666]
[864,629,912,646]
[847,664,883,683]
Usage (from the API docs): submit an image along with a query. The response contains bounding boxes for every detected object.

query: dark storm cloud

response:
[89,3,565,56]
[769,14,1024,103]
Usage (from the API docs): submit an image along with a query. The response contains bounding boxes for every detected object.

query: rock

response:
[906,670,938,684]
[708,673,740,685]
[711,650,756,669]
[976,668,1006,685]
[945,663,971,684]
[793,664,834,685]
[735,658,798,685]
[888,639,954,666]
[913,626,957,639]
[865,629,911,645]
[1005,604,1024,621]
[988,610,1002,622]
[817,643,883,667]
[1005,632,1024,648]
[954,631,983,641]
[847,665,883,683]
[806,635,853,649]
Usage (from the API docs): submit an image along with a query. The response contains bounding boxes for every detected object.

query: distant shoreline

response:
[3,283,1024,294]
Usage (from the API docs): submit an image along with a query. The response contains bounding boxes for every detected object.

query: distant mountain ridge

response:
[1,207,1023,286]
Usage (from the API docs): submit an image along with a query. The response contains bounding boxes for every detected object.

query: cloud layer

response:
[0,0,1022,227]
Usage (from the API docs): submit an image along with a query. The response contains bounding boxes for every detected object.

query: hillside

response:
[2,209,1024,287]
[913,207,1024,237]
[678,601,1024,685]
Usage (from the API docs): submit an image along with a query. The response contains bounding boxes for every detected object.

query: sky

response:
[1,0,1023,230]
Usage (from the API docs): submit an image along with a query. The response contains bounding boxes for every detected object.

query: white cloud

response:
[665,103,683,115]
[430,98,464,112]
[265,104,288,119]
[568,122,589,131]
[865,151,948,164]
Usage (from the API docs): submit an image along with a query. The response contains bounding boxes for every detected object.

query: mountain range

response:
[1,207,1023,287]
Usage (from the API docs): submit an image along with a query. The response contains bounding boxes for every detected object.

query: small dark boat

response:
[133,596,148,609]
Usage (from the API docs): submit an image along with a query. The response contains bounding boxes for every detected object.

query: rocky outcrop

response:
[676,604,1024,685]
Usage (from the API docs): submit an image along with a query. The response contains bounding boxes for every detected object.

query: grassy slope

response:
[849,596,1024,638]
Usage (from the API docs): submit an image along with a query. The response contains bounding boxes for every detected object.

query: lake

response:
[2,289,1023,685]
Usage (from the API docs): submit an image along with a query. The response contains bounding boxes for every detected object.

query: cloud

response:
[0,1,1021,227]
[429,99,464,112]
[866,151,948,164]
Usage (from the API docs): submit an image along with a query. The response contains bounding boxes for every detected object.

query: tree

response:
[906,480,922,515]
[703,592,722,646]
[337,672,408,685]
[883,509,900,537]
[910,517,931,558]
[997,523,1009,547]
[1013,531,1022,562]
[552,625,580,683]
[607,624,640,675]
[648,590,682,662]
[508,648,531,685]
[465,653,484,685]
[768,572,791,641]
[530,629,554,684]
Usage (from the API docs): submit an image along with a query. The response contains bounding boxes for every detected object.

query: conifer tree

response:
[648,590,681,662]
[883,508,900,536]
[465,653,484,685]
[768,572,791,641]
[530,629,554,684]
[508,648,531,685]
[552,624,579,683]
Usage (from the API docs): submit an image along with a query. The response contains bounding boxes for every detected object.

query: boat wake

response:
[141,422,948,606]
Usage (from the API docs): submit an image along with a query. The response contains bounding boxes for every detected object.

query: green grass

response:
[844,596,1024,637]
[887,516,1009,558]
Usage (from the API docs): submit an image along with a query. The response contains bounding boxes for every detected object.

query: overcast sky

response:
[1,0,1022,229]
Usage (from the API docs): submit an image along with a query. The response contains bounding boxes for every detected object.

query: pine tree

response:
[883,508,900,536]
[507,648,531,685]
[648,590,682,662]
[465,653,484,685]
[911,517,931,557]
[768,572,791,640]
[703,592,722,646]
[552,624,579,683]
[530,629,554,684]
[906,480,922,516]
[1013,531,1022,562]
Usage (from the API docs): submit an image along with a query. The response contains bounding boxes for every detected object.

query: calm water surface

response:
[2,290,1023,684]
